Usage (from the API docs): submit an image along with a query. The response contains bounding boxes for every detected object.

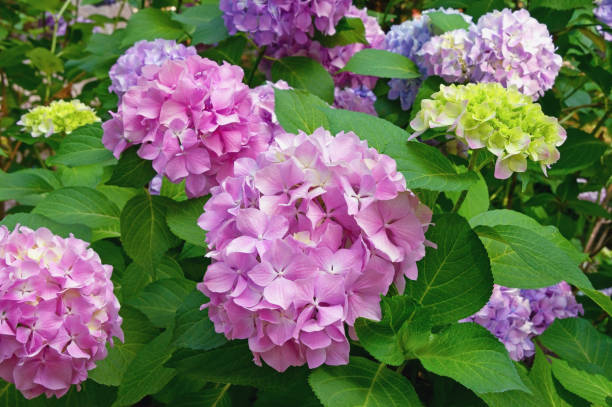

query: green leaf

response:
[271,56,335,103]
[26,47,63,74]
[539,318,612,378]
[89,306,159,386]
[173,290,227,350]
[445,171,489,220]
[308,357,423,407]
[128,278,196,328]
[320,107,478,191]
[108,146,156,188]
[580,288,612,315]
[551,359,612,406]
[97,185,142,211]
[167,342,307,390]
[48,124,116,167]
[426,11,470,33]
[409,76,444,122]
[58,164,105,188]
[166,197,207,246]
[0,168,61,205]
[113,329,176,407]
[160,177,187,201]
[354,296,419,365]
[121,255,184,300]
[120,194,177,268]
[0,213,91,242]
[274,88,329,134]
[464,0,505,19]
[478,347,573,407]
[414,323,528,394]
[314,17,367,47]
[33,187,121,241]
[405,213,493,324]
[472,224,592,289]
[171,4,228,45]
[340,49,421,79]
[549,129,607,175]
[171,387,233,407]
[121,8,185,47]
[201,36,247,66]
[529,0,593,10]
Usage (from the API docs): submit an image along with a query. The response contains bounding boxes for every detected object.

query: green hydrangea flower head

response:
[18,100,100,138]
[410,82,566,179]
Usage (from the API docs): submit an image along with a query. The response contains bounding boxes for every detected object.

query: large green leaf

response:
[48,124,116,167]
[414,323,528,394]
[121,255,184,301]
[445,171,489,220]
[426,11,470,33]
[539,318,612,378]
[272,56,335,103]
[0,213,91,242]
[472,224,592,289]
[321,107,478,191]
[113,329,176,407]
[340,49,421,79]
[120,194,177,268]
[107,146,156,188]
[274,89,329,134]
[173,290,226,351]
[0,168,61,205]
[166,197,207,247]
[309,357,423,407]
[314,17,367,47]
[121,8,185,47]
[551,359,612,406]
[167,342,307,390]
[549,129,607,175]
[128,278,196,328]
[33,187,121,241]
[529,0,592,9]
[405,214,493,324]
[27,47,63,74]
[201,36,247,66]
[171,4,228,45]
[89,306,159,387]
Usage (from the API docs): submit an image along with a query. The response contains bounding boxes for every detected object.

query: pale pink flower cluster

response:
[103,56,281,198]
[0,226,122,399]
[198,128,432,372]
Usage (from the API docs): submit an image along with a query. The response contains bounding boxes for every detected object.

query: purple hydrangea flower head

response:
[108,39,197,97]
[197,128,432,372]
[419,29,471,83]
[462,283,582,361]
[333,86,377,116]
[0,226,123,399]
[265,6,385,89]
[465,9,562,99]
[594,0,612,41]
[220,0,351,47]
[103,56,282,198]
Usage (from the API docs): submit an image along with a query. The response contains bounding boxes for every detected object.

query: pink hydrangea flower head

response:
[108,39,197,97]
[103,56,280,198]
[333,86,378,116]
[419,29,471,83]
[220,0,351,47]
[465,9,562,99]
[0,226,122,399]
[197,128,432,372]
[461,282,582,361]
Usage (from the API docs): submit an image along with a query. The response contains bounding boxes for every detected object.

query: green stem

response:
[176,0,183,13]
[248,46,266,86]
[591,109,610,137]
[395,361,408,374]
[113,0,127,31]
[451,151,479,213]
[50,0,72,54]
[141,0,145,9]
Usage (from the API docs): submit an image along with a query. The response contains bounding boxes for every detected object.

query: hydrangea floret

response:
[594,0,612,41]
[419,28,471,83]
[462,282,582,361]
[103,56,284,198]
[108,39,197,97]
[410,82,567,179]
[0,226,123,399]
[220,0,351,47]
[197,128,432,372]
[333,86,378,116]
[465,9,562,99]
[18,100,100,138]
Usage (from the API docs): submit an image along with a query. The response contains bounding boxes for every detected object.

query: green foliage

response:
[271,57,335,103]
[341,49,421,79]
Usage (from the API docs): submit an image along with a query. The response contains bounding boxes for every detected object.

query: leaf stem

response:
[451,150,479,213]
[50,0,72,54]
[248,46,267,86]
[113,0,127,31]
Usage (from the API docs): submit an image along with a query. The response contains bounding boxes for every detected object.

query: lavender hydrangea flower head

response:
[108,39,197,97]
[465,9,562,99]
[220,0,351,47]
[462,283,582,361]
[594,0,612,41]
[333,86,378,116]
[0,226,123,399]
[419,29,471,83]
